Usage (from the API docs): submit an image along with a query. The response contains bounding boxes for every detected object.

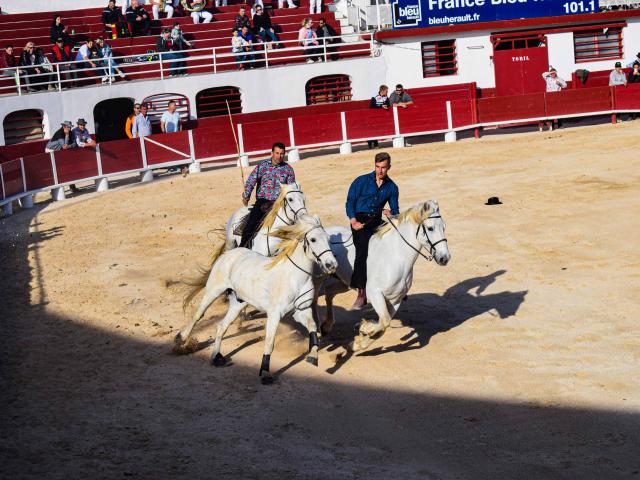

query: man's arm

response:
[132,117,138,137]
[388,184,400,216]
[160,113,166,133]
[345,177,360,220]
[558,77,567,88]
[242,163,260,205]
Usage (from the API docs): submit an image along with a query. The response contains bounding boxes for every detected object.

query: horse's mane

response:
[374,201,436,238]
[266,214,319,268]
[260,182,301,231]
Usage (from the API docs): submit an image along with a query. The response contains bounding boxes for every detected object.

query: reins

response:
[386,215,447,262]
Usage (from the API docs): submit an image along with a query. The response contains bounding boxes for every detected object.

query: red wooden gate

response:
[492,33,549,97]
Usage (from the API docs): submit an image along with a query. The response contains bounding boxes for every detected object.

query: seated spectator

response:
[253,5,280,48]
[95,37,125,81]
[0,45,18,80]
[189,0,213,24]
[215,0,228,7]
[19,42,45,92]
[231,29,249,70]
[33,48,54,91]
[46,121,77,152]
[102,0,128,39]
[609,61,627,86]
[298,18,322,63]
[316,18,339,60]
[50,15,74,46]
[75,39,100,81]
[388,84,413,108]
[235,7,251,31]
[309,0,321,15]
[125,103,141,139]
[73,118,97,148]
[367,85,389,149]
[132,104,152,138]
[239,26,256,69]
[51,37,77,88]
[541,68,566,131]
[126,0,151,37]
[152,0,179,20]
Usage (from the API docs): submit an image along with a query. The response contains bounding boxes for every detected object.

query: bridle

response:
[387,214,447,262]
[276,190,307,225]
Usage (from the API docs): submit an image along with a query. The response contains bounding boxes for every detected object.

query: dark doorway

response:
[93,98,135,142]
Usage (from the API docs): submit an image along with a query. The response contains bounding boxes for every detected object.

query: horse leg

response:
[293,310,319,367]
[351,290,392,352]
[320,291,336,336]
[211,294,247,367]
[175,284,227,347]
[259,312,280,385]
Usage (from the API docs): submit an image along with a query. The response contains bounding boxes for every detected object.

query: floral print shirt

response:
[243,159,296,201]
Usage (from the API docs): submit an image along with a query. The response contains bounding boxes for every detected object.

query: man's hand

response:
[350,218,364,230]
[383,209,391,218]
[400,104,408,109]
[382,105,388,110]
[62,144,70,150]
[136,16,142,21]
[242,195,249,206]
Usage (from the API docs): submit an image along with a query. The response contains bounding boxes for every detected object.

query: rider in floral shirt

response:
[240,142,296,247]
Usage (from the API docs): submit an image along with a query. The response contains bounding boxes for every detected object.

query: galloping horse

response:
[176,215,338,384]
[224,182,307,256]
[313,200,451,351]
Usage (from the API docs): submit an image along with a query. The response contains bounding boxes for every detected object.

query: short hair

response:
[168,100,176,106]
[272,142,286,152]
[133,103,141,108]
[163,28,171,33]
[395,84,403,89]
[5,44,13,49]
[375,152,391,164]
[96,37,104,42]
[379,84,389,92]
[173,22,180,27]
[319,17,327,22]
[549,68,557,73]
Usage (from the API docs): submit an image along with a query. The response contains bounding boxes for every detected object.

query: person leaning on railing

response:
[46,121,77,152]
[367,84,389,149]
[0,44,18,83]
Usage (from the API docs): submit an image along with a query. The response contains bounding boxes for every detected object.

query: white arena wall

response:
[0,0,142,14]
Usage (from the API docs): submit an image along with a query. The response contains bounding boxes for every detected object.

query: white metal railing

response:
[599,0,640,7]
[347,0,392,32]
[0,33,374,96]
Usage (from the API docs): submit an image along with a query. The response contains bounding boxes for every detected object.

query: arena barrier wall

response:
[2,84,639,213]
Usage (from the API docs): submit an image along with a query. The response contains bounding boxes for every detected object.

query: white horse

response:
[175,214,338,384]
[224,182,307,256]
[313,200,451,351]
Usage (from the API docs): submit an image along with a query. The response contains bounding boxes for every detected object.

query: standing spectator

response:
[0,45,18,80]
[540,68,566,131]
[171,22,193,50]
[316,18,339,60]
[46,121,77,151]
[75,39,100,82]
[367,85,389,149]
[95,37,126,81]
[102,0,128,39]
[609,61,627,86]
[156,28,184,77]
[152,0,179,20]
[629,61,640,83]
[626,51,640,68]
[234,7,251,31]
[126,0,151,37]
[231,29,249,70]
[189,0,213,24]
[51,37,77,88]
[161,100,182,133]
[125,103,141,139]
[278,0,297,9]
[50,15,74,46]
[19,42,45,92]
[388,84,413,108]
[239,26,256,69]
[132,104,152,138]
[253,5,280,48]
[309,0,321,15]
[73,118,97,148]
[298,18,321,63]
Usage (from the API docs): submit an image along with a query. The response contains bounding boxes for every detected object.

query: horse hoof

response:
[260,372,274,385]
[211,353,227,367]
[306,355,318,367]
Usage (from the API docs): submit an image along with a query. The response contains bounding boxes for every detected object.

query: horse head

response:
[262,182,307,229]
[417,200,451,266]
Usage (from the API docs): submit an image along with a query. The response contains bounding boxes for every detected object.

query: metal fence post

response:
[55,63,62,91]
[212,47,217,73]
[159,52,164,80]
[323,41,327,62]
[237,124,249,167]
[16,68,22,96]
[264,44,269,69]
[108,57,113,85]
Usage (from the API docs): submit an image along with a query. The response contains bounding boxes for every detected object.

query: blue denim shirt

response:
[346,171,399,219]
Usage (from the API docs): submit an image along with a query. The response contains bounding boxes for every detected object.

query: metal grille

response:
[141,93,190,126]
[421,40,457,78]
[574,27,623,62]
[3,109,44,145]
[196,87,242,119]
[305,75,353,105]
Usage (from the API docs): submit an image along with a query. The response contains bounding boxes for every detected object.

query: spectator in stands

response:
[253,5,280,49]
[132,104,152,138]
[19,42,46,92]
[171,22,193,50]
[609,61,627,86]
[215,0,228,7]
[102,0,128,39]
[126,0,151,37]
[388,84,413,108]
[309,0,321,15]
[95,37,126,81]
[626,51,640,68]
[239,26,256,69]
[73,118,97,148]
[316,18,339,60]
[157,28,186,76]
[540,68,566,131]
[50,15,74,46]
[278,0,297,9]
[231,29,249,70]
[51,38,77,88]
[33,48,54,91]
[189,0,213,24]
[0,45,18,80]
[75,39,101,82]
[46,121,77,151]
[298,18,322,63]
[161,100,182,133]
[152,0,180,20]
[125,103,141,139]
[235,7,252,31]
[629,61,640,83]
[367,84,389,149]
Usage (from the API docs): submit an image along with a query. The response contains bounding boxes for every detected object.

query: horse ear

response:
[429,200,439,212]
[421,202,432,215]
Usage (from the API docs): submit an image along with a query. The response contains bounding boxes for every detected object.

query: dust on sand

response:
[1,123,639,479]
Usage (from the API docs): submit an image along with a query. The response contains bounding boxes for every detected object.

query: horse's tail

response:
[182,242,226,312]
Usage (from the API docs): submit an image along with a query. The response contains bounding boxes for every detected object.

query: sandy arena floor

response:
[1,123,639,479]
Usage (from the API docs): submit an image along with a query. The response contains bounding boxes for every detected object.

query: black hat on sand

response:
[485,196,503,205]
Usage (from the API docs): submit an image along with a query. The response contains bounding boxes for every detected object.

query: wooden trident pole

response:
[226,100,245,185]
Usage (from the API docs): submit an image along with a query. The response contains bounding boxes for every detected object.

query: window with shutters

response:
[421,40,457,78]
[196,87,242,119]
[305,75,352,105]
[3,109,44,145]
[574,26,623,62]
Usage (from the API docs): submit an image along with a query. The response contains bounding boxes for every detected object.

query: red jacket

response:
[51,44,72,63]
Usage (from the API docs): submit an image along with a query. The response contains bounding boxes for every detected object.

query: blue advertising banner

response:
[391,0,598,29]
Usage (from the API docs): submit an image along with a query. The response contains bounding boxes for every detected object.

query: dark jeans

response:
[240,198,273,248]
[162,51,186,75]
[129,18,150,36]
[350,213,382,289]
[258,28,279,43]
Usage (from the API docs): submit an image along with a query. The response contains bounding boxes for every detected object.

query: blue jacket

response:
[346,171,399,219]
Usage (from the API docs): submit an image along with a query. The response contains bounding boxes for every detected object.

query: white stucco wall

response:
[0,56,386,145]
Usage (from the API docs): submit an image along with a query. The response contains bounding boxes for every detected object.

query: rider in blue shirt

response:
[345,152,399,310]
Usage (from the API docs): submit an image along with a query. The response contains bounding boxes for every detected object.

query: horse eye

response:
[427,227,434,232]
[311,238,316,243]
[287,196,293,202]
